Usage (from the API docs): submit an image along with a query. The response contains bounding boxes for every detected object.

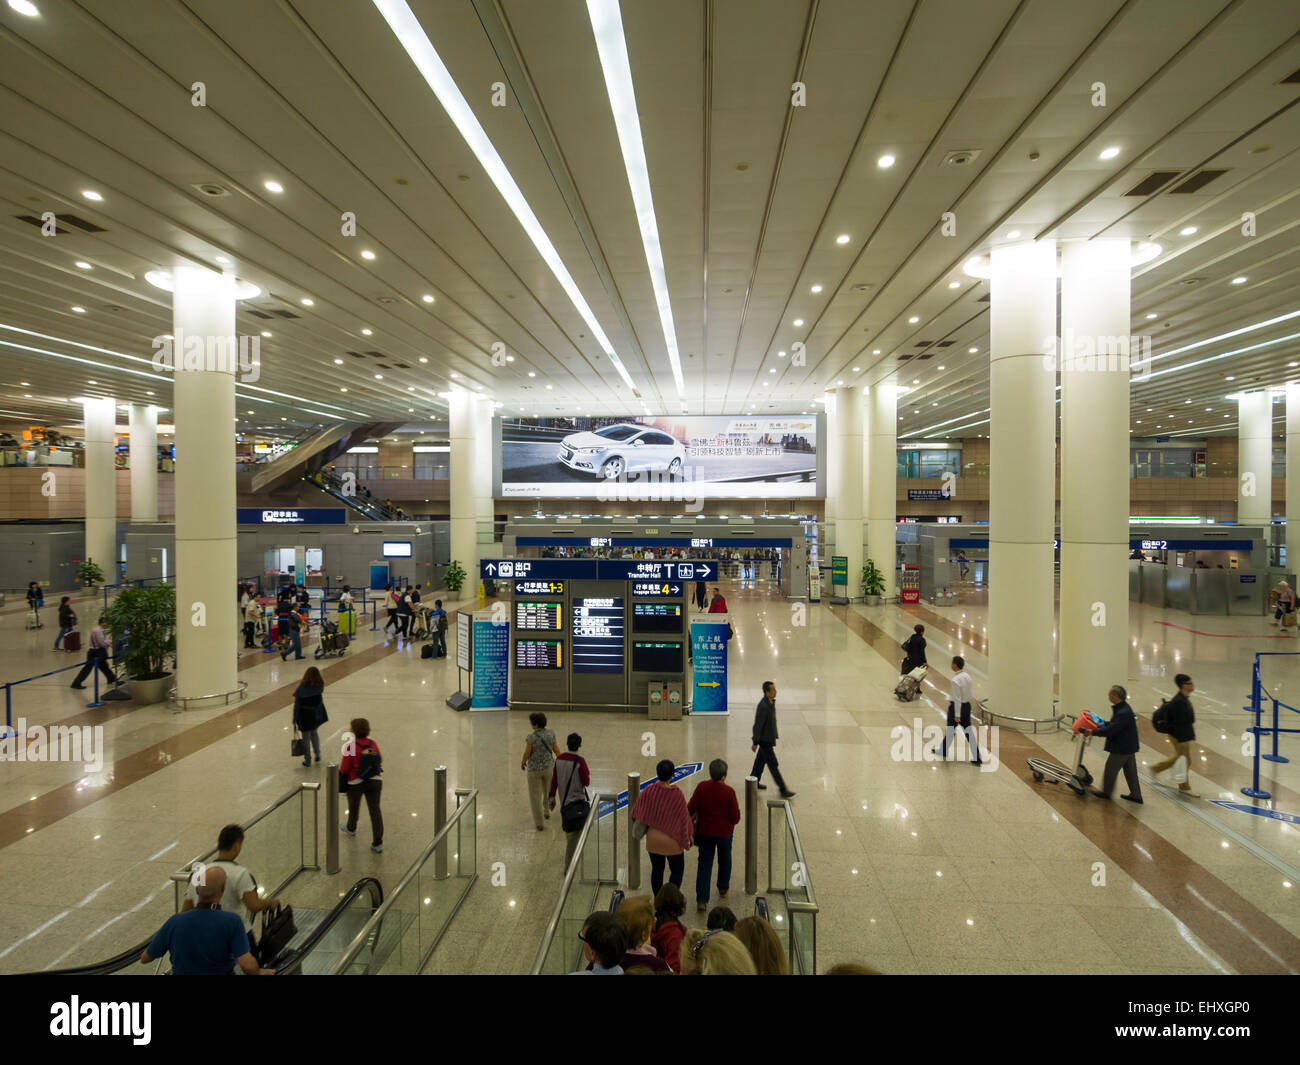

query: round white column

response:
[830,387,864,600]
[172,265,239,703]
[448,388,475,589]
[989,240,1058,718]
[472,396,495,581]
[1059,240,1131,718]
[865,383,898,600]
[1237,391,1272,527]
[824,388,840,546]
[1287,383,1300,574]
[128,403,158,522]
[82,397,117,581]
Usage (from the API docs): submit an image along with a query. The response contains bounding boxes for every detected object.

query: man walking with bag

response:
[1151,673,1196,791]
[751,682,795,798]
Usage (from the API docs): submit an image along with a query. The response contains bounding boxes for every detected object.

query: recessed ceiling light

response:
[877,153,896,169]
[300,297,314,306]
[419,357,428,363]
[837,380,844,386]
[333,358,343,364]
[545,385,552,390]
[374,374,383,380]
[450,372,459,379]
[23,394,31,398]
[74,261,91,270]
[422,294,435,303]
[937,365,945,370]
[1225,376,1234,381]
[146,391,154,396]
[360,249,376,260]
[769,368,776,374]
[793,318,804,327]
[71,305,85,313]
[87,380,97,385]
[908,316,919,324]
[264,179,284,193]
[968,346,978,353]
[8,1,40,16]
[1179,226,1198,236]
[947,281,961,289]
[361,328,372,335]
[1231,277,1247,284]
[1005,230,1021,239]
[1145,312,1159,319]
[912,378,920,384]
[81,189,103,201]
[1098,146,1120,160]
[873,349,881,355]
[215,255,231,265]
[810,284,823,293]
[20,381,29,386]
[340,387,348,392]
[836,234,850,245]
[1205,407,1212,411]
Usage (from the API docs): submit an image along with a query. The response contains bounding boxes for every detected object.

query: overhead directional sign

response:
[481,559,716,582]
[1210,800,1300,825]
[601,761,704,816]
[632,581,682,597]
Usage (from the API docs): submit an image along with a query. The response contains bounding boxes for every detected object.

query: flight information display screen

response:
[515,639,562,669]
[515,600,562,631]
[572,596,625,674]
[633,602,683,634]
[632,641,683,673]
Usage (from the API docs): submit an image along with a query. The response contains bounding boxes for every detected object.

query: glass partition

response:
[766,799,818,975]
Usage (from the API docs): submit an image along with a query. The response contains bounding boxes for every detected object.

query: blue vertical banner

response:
[471,616,509,708]
[690,617,730,714]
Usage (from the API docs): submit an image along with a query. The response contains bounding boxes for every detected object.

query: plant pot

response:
[130,673,174,706]
[864,595,882,606]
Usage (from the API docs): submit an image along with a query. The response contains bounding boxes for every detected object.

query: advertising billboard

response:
[497,415,821,500]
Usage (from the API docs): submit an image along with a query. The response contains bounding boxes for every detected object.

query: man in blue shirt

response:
[141,867,273,974]
[430,599,448,658]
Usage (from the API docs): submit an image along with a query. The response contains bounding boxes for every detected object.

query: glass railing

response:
[530,792,619,975]
[766,798,818,975]
[328,789,479,974]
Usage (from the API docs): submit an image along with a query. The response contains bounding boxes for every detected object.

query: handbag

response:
[290,729,306,758]
[559,758,590,832]
[256,904,297,966]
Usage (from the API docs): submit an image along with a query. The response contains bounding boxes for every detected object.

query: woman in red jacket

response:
[687,758,741,912]
[631,759,693,894]
[340,717,384,853]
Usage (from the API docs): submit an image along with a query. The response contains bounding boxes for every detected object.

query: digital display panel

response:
[515,639,562,669]
[381,541,412,558]
[500,415,820,500]
[515,601,562,631]
[633,602,683,634]
[572,596,624,674]
[632,641,683,674]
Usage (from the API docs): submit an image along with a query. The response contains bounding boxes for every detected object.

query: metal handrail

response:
[530,791,618,975]
[272,877,384,975]
[328,788,480,975]
[766,798,819,974]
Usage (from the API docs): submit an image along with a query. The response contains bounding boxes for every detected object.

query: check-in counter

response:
[1143,564,1170,608]
[1136,563,1268,615]
[1227,573,1263,615]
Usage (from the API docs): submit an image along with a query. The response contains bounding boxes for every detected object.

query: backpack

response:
[421,644,434,659]
[1152,701,1171,734]
[559,757,589,831]
[437,613,448,634]
[355,743,382,780]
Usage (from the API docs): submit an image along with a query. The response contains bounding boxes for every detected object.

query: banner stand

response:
[446,609,473,711]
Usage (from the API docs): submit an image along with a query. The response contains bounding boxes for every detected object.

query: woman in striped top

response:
[631,759,694,894]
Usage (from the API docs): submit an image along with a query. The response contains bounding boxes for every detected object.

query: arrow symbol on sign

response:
[485,562,496,575]
[698,564,712,578]
[670,584,681,595]
[697,681,720,688]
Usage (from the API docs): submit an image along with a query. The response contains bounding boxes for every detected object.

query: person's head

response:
[216,824,244,857]
[195,864,227,903]
[679,929,757,975]
[616,896,656,949]
[1108,684,1126,706]
[654,882,685,919]
[384,583,391,592]
[762,681,776,701]
[435,599,442,608]
[60,596,70,606]
[1280,581,1291,590]
[351,717,371,739]
[579,911,627,969]
[566,732,582,753]
[734,916,789,975]
[708,758,727,783]
[97,615,107,628]
[952,655,965,671]
[302,666,324,690]
[28,581,37,589]
[656,759,675,783]
[342,585,350,593]
[529,712,547,729]
[1175,673,1194,695]
[706,906,737,932]
[711,586,720,597]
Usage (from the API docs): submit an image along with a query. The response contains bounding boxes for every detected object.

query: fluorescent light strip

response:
[926,418,989,438]
[587,0,684,398]
[0,339,172,383]
[371,0,637,393]
[1139,332,1300,382]
[1145,309,1300,366]
[902,407,991,437]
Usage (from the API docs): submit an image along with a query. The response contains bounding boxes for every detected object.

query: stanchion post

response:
[744,775,759,895]
[87,665,105,709]
[433,765,448,879]
[325,764,341,874]
[1264,698,1289,763]
[626,771,640,890]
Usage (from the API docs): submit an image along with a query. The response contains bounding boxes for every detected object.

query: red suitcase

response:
[64,631,82,653]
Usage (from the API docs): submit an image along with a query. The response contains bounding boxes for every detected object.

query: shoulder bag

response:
[560,758,590,832]
[256,904,297,966]
[290,727,306,758]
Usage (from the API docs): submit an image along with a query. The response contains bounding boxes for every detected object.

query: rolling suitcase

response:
[26,610,41,630]
[338,609,356,637]
[64,631,82,653]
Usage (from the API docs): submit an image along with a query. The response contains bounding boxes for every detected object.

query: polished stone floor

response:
[0,580,1296,974]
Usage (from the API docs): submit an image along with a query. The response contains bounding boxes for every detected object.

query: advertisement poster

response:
[499,415,819,499]
[471,616,509,708]
[690,617,730,714]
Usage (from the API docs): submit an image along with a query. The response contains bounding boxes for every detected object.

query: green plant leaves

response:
[103,584,177,680]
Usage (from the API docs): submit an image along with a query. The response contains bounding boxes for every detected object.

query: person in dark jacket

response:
[54,597,77,651]
[26,581,43,628]
[292,666,328,767]
[901,624,926,674]
[751,682,795,798]
[340,717,384,853]
[279,608,303,661]
[694,577,708,612]
[1089,685,1142,804]
[1151,673,1195,791]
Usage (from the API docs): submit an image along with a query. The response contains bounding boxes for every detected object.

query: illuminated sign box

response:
[382,541,413,558]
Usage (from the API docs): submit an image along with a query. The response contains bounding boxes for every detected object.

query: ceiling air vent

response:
[192,182,230,198]
[915,341,934,348]
[1123,171,1182,196]
[1278,67,1300,85]
[940,149,981,167]
[365,351,386,358]
[1169,169,1228,193]
[393,363,410,369]
[935,341,955,348]
[245,309,274,320]
[916,353,935,360]
[269,309,301,319]
[346,351,366,358]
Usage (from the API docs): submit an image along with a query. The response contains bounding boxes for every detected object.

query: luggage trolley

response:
[1027,712,1103,796]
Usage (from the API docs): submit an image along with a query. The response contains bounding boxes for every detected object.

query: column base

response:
[169,680,248,712]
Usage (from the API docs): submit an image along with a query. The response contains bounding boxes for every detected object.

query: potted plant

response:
[444,559,467,594]
[862,559,886,605]
[103,584,176,705]
[77,559,106,591]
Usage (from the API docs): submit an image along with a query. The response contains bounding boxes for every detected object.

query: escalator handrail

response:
[36,938,155,977]
[270,877,384,975]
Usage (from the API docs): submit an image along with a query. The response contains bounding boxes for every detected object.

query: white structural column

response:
[989,240,1058,717]
[865,384,898,600]
[1237,391,1272,527]
[128,403,158,522]
[448,388,476,587]
[472,396,495,581]
[173,265,239,703]
[1288,383,1300,573]
[82,396,117,576]
[829,387,864,600]
[823,389,840,574]
[1059,240,1131,718]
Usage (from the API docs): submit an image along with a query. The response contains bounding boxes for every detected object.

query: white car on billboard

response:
[557,423,687,480]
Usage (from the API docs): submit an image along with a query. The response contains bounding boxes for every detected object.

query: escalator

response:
[31,877,389,976]
[241,421,402,496]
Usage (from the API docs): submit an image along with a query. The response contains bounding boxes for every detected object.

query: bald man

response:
[142,866,273,975]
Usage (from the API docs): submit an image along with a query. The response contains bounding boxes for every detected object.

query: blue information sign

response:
[514,536,794,549]
[471,617,509,708]
[237,507,347,525]
[480,559,718,582]
[690,617,729,714]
